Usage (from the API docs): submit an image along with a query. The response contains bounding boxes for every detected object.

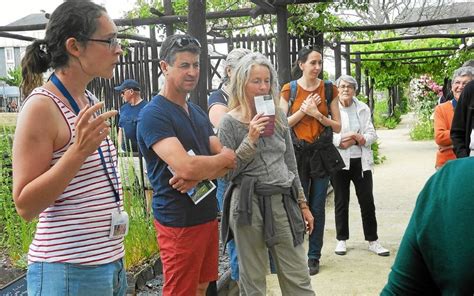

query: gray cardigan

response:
[218,110,305,198]
[218,110,307,250]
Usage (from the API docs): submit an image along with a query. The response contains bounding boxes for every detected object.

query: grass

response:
[410,118,434,141]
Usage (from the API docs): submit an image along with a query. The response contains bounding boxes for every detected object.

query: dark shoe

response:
[308,259,320,275]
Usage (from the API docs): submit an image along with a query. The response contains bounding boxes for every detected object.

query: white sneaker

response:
[335,240,347,255]
[368,241,390,256]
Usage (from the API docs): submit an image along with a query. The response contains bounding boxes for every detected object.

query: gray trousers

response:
[229,187,315,296]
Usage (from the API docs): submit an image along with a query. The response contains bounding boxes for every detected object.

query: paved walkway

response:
[266,113,437,295]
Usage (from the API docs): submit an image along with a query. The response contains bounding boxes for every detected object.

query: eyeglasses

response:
[338,85,355,90]
[170,37,201,49]
[86,37,121,50]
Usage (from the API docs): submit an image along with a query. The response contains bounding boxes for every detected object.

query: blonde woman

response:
[219,52,315,295]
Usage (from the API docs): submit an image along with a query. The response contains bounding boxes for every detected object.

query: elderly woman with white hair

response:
[332,75,390,257]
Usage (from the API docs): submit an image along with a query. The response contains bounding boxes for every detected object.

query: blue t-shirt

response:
[118,100,147,152]
[207,88,228,111]
[137,95,217,227]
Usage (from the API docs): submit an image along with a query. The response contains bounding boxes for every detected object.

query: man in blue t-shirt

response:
[114,79,147,154]
[136,34,236,296]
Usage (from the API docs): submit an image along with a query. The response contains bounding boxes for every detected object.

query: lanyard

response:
[50,73,121,205]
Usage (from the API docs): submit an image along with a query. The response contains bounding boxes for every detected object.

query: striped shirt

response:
[26,88,125,265]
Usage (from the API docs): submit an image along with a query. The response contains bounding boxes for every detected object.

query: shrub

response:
[0,125,158,269]
[0,126,36,268]
[371,140,386,165]
[410,118,434,141]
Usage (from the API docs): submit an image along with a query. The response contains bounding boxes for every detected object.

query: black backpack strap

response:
[288,80,298,115]
[324,80,333,116]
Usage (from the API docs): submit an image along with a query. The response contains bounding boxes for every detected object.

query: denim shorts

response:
[27,258,127,296]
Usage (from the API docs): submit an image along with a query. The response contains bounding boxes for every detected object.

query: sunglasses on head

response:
[171,37,201,49]
[299,44,321,56]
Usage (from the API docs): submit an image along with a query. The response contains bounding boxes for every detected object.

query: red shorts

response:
[154,219,218,296]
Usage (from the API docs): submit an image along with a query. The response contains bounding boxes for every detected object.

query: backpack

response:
[287,80,335,148]
[288,80,333,116]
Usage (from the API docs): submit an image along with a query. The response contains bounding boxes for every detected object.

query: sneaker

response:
[335,240,347,255]
[368,241,390,256]
[308,258,320,275]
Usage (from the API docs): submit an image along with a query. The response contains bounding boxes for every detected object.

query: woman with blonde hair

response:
[219,52,315,295]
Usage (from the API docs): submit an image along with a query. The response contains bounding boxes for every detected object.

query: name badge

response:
[109,210,129,239]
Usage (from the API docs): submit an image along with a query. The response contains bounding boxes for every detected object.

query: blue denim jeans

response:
[216,178,227,212]
[217,178,240,281]
[27,259,127,296]
[301,175,330,260]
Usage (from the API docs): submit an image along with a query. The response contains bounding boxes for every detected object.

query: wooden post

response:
[345,44,351,75]
[149,27,159,95]
[163,0,174,36]
[334,40,341,79]
[365,69,374,119]
[355,53,361,96]
[315,31,324,79]
[370,77,375,119]
[275,4,290,85]
[187,0,208,111]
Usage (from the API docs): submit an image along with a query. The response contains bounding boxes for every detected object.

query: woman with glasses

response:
[219,52,315,295]
[332,75,389,257]
[279,46,341,275]
[13,1,126,295]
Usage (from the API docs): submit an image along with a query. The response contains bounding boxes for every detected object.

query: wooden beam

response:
[0,31,34,41]
[272,0,333,4]
[251,0,276,13]
[342,32,474,45]
[334,41,342,79]
[149,28,159,94]
[118,33,151,43]
[163,0,175,36]
[276,5,290,84]
[344,46,459,55]
[188,0,208,111]
[355,53,361,95]
[345,44,351,75]
[0,8,260,32]
[335,15,474,32]
[352,53,453,62]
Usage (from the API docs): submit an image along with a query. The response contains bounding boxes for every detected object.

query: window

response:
[5,48,14,63]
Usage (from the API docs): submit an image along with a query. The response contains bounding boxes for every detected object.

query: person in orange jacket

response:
[433,66,473,169]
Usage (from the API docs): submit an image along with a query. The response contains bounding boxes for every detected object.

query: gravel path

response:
[266,113,437,295]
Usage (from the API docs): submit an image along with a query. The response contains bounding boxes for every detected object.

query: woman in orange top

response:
[434,66,473,169]
[280,46,341,275]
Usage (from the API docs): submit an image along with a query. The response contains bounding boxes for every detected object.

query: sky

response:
[0,0,136,26]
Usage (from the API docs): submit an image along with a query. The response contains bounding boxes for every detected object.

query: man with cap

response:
[114,79,151,209]
[114,79,147,154]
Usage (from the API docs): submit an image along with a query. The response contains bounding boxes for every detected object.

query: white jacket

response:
[333,96,377,171]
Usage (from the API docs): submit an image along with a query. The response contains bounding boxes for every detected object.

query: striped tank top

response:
[27,87,125,265]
